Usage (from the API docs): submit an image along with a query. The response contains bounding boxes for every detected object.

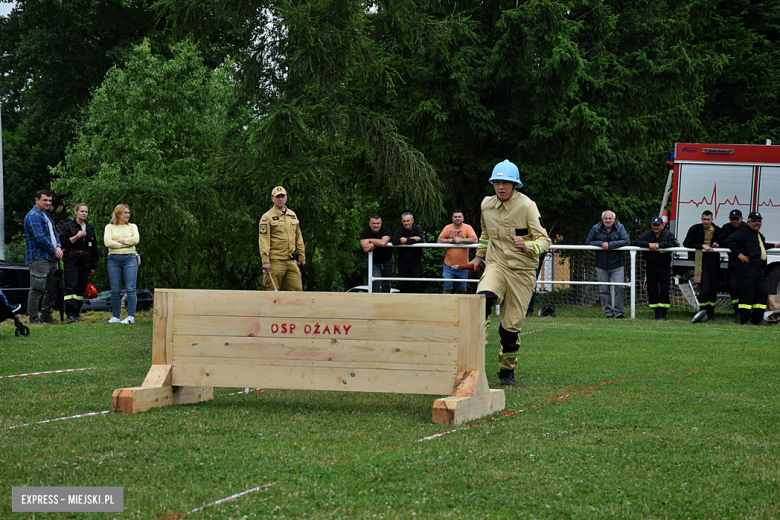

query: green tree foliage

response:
[367,0,729,239]
[52,40,259,289]
[0,128,59,238]
[699,0,780,143]
[0,0,169,154]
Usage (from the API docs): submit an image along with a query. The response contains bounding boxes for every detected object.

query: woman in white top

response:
[104,204,140,323]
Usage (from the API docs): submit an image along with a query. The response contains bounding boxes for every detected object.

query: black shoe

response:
[742,321,760,326]
[41,318,58,325]
[526,310,533,317]
[66,316,80,324]
[734,314,741,324]
[28,318,47,325]
[615,314,625,319]
[497,369,516,386]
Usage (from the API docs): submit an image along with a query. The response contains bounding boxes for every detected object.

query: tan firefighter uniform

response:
[259,205,306,291]
[476,190,550,372]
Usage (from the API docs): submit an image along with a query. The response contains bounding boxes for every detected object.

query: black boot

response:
[659,307,668,321]
[707,307,715,322]
[733,304,741,323]
[497,325,519,387]
[497,369,516,386]
[653,307,660,320]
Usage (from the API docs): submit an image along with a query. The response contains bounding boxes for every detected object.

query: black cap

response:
[748,211,762,220]
[651,216,664,225]
[729,209,742,218]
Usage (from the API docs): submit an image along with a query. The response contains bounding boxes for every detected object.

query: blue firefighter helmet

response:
[489,160,522,188]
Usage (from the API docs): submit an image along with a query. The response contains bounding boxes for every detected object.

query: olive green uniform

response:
[259,206,306,291]
[476,190,550,371]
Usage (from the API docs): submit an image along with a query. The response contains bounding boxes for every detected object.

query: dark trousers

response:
[727,263,739,304]
[371,257,394,293]
[27,258,59,321]
[398,261,423,293]
[63,256,90,317]
[735,260,768,324]
[646,265,670,307]
[698,255,720,314]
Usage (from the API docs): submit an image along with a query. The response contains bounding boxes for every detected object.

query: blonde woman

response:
[104,204,140,323]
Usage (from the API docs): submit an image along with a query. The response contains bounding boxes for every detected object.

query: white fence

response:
[367,244,780,319]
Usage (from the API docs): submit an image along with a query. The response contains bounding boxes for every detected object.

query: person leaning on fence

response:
[391,212,426,293]
[437,210,477,294]
[586,210,630,319]
[683,210,721,323]
[468,160,550,387]
[359,215,393,293]
[24,189,63,325]
[633,216,679,321]
[718,209,748,323]
[259,186,306,292]
[59,203,100,324]
[723,211,780,326]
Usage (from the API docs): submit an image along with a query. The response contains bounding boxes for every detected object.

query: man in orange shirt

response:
[437,210,478,294]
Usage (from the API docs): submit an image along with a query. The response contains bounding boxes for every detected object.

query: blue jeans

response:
[442,264,468,292]
[371,257,394,293]
[107,254,138,318]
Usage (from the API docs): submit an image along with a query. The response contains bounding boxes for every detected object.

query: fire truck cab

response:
[662,142,780,295]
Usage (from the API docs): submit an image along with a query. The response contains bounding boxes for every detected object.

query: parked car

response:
[346,285,400,293]
[0,261,32,313]
[82,289,155,313]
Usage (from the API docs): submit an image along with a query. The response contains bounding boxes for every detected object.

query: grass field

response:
[1,306,779,519]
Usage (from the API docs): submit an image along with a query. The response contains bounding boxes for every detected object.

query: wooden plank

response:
[172,355,455,372]
[432,389,505,425]
[173,336,456,365]
[172,290,461,323]
[141,365,172,387]
[152,290,174,365]
[111,385,213,414]
[457,296,485,377]
[170,360,455,394]
[173,315,458,343]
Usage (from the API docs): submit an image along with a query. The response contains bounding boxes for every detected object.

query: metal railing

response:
[366,243,780,319]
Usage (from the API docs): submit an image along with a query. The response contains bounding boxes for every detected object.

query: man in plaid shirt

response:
[24,190,63,324]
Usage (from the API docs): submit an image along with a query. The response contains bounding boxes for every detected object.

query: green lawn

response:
[1,306,779,519]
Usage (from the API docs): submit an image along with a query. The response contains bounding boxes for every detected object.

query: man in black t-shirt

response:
[359,215,393,293]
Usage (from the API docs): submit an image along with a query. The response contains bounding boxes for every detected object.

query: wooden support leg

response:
[432,297,506,424]
[431,369,505,424]
[111,365,213,414]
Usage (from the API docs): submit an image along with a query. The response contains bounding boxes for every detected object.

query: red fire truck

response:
[662,142,780,295]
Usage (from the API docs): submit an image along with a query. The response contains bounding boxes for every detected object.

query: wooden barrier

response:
[112,290,505,424]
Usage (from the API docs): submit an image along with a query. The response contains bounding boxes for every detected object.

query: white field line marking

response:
[189,482,277,513]
[0,410,110,432]
[0,367,96,379]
